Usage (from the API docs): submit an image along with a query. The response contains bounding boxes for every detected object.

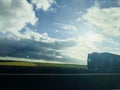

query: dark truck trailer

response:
[87,52,120,72]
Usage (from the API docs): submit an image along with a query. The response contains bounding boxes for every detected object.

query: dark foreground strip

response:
[1,73,120,75]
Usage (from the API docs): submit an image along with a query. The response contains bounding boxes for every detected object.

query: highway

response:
[0,66,120,89]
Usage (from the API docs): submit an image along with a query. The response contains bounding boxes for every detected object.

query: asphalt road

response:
[0,66,120,90]
[0,74,120,90]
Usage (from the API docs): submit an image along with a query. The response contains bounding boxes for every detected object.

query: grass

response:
[0,60,87,69]
[0,62,37,67]
[34,62,87,69]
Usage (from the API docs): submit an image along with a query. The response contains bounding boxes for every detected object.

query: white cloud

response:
[82,6,120,38]
[48,7,57,13]
[94,0,100,7]
[32,0,56,11]
[61,25,77,32]
[0,0,37,36]
[85,32,106,42]
[63,37,98,64]
[20,27,54,42]
[82,5,120,58]
[0,0,99,65]
[76,17,82,22]
[0,0,56,42]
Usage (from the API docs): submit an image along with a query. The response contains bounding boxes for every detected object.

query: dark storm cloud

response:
[0,38,76,62]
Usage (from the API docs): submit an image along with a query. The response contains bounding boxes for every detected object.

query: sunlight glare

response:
[86,32,97,42]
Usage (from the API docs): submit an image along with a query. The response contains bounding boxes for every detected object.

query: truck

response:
[87,52,120,72]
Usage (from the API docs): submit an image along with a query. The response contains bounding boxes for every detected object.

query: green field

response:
[0,61,37,67]
[0,60,87,69]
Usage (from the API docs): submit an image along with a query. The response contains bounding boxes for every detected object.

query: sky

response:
[0,0,120,65]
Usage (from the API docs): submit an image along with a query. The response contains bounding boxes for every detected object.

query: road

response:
[0,66,120,89]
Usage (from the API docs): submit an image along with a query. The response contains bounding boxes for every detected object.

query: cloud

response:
[76,17,82,22]
[85,32,107,42]
[61,25,77,32]
[0,31,98,65]
[0,0,86,64]
[54,23,78,33]
[63,37,98,64]
[1,0,108,65]
[0,0,37,33]
[0,0,79,64]
[82,6,120,38]
[0,36,78,63]
[20,27,55,42]
[54,23,78,32]
[82,5,120,58]
[32,0,56,11]
[0,0,56,40]
[48,7,57,13]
